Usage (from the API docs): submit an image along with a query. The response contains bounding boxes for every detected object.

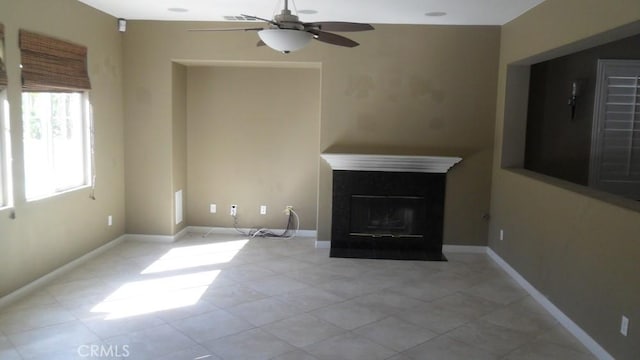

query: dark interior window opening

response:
[524,33,640,201]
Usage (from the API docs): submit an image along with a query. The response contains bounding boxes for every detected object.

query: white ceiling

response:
[76,0,545,26]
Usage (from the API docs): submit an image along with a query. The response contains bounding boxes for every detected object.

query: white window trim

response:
[0,90,12,209]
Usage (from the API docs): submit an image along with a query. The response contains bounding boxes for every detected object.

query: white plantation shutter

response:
[590,60,640,200]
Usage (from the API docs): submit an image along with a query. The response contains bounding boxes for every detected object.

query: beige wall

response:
[0,0,125,297]
[186,66,320,229]
[490,0,640,358]
[123,22,500,246]
[172,63,188,233]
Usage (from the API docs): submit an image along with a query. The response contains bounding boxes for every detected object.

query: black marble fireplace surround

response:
[330,170,447,261]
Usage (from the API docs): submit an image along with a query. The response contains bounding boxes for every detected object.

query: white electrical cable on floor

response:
[250,207,300,239]
[285,208,300,239]
[202,207,300,239]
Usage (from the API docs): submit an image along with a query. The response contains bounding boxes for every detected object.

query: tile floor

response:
[0,233,596,360]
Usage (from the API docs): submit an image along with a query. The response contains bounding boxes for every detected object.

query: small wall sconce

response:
[568,80,582,120]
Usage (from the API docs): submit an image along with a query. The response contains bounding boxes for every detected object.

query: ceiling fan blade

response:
[240,14,278,26]
[309,30,359,48]
[188,27,264,32]
[306,22,374,32]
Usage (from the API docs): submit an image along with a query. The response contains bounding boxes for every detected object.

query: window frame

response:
[0,90,11,208]
[21,91,92,201]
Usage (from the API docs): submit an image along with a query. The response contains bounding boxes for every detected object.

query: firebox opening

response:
[349,195,426,237]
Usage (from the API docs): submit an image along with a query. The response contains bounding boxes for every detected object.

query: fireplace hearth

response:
[322,154,461,261]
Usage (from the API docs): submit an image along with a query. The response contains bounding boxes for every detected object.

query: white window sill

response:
[26,184,92,203]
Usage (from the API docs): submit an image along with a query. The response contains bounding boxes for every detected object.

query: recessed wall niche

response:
[501,22,640,203]
[183,63,322,229]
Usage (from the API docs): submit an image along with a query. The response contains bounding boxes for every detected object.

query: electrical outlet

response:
[500,229,504,241]
[230,204,237,216]
[260,205,267,215]
[621,315,629,336]
[284,205,293,216]
[108,215,113,227]
[210,204,217,213]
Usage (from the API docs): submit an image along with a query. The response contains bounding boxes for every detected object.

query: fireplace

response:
[321,154,462,261]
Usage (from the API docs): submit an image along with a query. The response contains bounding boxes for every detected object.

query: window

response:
[521,32,640,201]
[22,92,90,200]
[0,23,10,208]
[0,90,11,207]
[19,29,92,200]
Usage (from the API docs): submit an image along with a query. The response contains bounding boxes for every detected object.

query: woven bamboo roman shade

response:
[19,30,91,91]
[0,24,7,89]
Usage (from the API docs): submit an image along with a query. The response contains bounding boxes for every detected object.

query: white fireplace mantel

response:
[320,153,462,173]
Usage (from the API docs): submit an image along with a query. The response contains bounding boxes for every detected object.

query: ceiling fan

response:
[189,0,374,54]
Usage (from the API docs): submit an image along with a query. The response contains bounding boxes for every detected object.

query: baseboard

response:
[314,243,485,251]
[174,226,190,241]
[187,226,240,236]
[0,235,127,310]
[185,226,317,239]
[442,245,488,253]
[124,233,176,243]
[124,227,190,244]
[487,248,613,360]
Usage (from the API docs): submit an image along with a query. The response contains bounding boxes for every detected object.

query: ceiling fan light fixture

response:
[258,29,312,53]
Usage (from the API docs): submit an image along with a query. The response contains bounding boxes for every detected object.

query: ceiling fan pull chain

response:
[272,0,280,18]
[288,0,299,14]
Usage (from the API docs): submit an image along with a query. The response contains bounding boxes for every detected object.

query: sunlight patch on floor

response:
[91,270,221,320]
[91,239,250,319]
[141,239,249,274]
